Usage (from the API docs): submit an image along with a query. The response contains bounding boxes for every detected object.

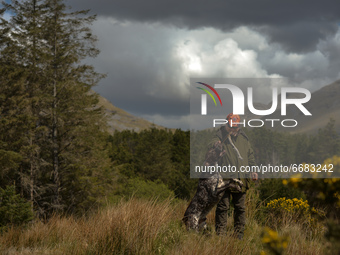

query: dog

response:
[182,174,243,231]
[182,138,243,231]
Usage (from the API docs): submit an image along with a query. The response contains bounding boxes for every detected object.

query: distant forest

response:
[109,119,340,200]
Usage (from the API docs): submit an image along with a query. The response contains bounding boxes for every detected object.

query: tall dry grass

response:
[0,189,329,255]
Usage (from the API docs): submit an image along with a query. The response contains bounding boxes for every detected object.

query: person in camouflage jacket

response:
[211,113,258,239]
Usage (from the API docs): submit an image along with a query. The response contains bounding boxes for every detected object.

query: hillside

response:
[260,80,340,133]
[95,80,340,134]
[97,95,165,133]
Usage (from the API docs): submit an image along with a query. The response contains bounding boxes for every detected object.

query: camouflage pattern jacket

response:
[209,126,257,192]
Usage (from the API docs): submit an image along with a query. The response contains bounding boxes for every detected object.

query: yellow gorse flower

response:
[266,197,310,213]
[261,227,289,255]
[266,197,325,226]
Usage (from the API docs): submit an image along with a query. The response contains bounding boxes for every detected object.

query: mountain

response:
[95,80,340,134]
[96,95,164,134]
[260,80,340,133]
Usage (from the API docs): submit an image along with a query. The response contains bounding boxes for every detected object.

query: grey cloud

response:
[89,19,190,117]
[318,32,340,80]
[257,28,340,84]
[95,84,190,116]
[256,21,339,52]
[88,18,340,128]
[67,0,340,53]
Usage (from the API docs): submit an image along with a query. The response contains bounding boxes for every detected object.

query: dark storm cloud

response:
[87,16,340,128]
[256,21,339,52]
[96,86,190,117]
[64,0,340,129]
[88,19,191,119]
[68,0,340,52]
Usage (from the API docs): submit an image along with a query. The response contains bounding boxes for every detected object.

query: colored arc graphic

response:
[196,82,223,106]
[196,87,217,105]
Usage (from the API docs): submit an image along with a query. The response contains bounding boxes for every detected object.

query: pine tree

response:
[0,0,111,216]
[0,0,46,211]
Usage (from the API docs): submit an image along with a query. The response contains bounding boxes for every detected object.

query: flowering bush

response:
[284,156,340,210]
[282,156,340,253]
[265,197,325,228]
[267,198,308,213]
[260,227,289,255]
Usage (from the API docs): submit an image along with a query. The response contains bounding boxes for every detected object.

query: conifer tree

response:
[0,0,111,216]
[0,0,46,211]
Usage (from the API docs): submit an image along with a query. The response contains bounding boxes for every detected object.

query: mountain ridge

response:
[96,80,340,134]
[260,80,340,133]
[96,95,166,133]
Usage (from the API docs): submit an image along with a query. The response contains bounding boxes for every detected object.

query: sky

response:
[65,0,340,130]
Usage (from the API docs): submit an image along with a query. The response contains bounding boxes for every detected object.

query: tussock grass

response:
[0,190,328,255]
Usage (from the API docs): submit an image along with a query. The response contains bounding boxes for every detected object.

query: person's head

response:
[225,113,240,135]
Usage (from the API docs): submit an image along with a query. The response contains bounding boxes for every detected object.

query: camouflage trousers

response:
[215,190,246,239]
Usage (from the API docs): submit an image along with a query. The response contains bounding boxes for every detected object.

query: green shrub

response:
[0,185,33,231]
[258,179,306,202]
[118,178,175,201]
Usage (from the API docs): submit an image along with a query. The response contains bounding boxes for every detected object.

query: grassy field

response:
[0,188,331,255]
